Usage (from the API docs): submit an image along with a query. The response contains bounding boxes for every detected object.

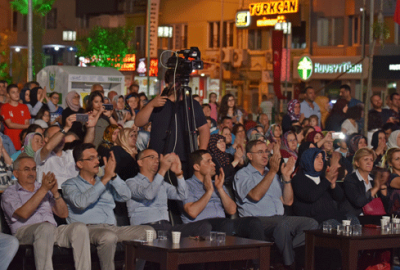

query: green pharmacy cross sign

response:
[297,56,313,81]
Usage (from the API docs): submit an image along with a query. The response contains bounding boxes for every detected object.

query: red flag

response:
[395,0,400,25]
[272,30,286,100]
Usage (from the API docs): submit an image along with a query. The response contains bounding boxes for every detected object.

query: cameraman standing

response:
[135,69,210,179]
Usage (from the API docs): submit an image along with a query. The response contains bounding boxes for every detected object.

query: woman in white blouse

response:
[341,105,363,135]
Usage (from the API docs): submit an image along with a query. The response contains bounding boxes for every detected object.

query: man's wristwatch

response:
[60,129,66,135]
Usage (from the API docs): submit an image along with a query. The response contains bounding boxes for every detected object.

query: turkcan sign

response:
[249,0,298,16]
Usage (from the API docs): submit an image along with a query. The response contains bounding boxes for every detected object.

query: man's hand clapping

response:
[103,151,117,183]
[170,153,182,175]
[214,168,225,191]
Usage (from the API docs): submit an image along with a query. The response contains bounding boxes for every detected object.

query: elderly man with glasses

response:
[233,140,318,269]
[61,143,154,270]
[1,155,91,270]
[125,148,211,238]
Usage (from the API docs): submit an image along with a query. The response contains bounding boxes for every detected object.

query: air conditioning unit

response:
[221,48,233,63]
[233,49,248,67]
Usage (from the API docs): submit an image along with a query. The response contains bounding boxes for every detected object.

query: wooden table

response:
[124,236,272,270]
[305,228,400,270]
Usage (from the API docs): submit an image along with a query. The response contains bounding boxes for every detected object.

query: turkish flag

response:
[272,30,286,100]
[395,0,400,25]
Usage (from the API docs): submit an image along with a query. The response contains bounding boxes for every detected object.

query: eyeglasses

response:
[287,139,297,143]
[250,150,270,155]
[140,155,159,161]
[19,167,36,172]
[80,156,101,162]
[217,140,225,144]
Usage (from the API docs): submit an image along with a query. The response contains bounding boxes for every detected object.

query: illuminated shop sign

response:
[295,55,367,81]
[136,58,159,76]
[389,64,400,71]
[236,11,251,27]
[249,0,298,16]
[257,15,286,27]
[149,59,158,77]
[372,56,400,79]
[118,54,137,71]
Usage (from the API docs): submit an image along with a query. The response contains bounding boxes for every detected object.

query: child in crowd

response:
[49,92,63,124]
[301,118,310,127]
[1,84,31,150]
[309,115,321,132]
[209,92,218,121]
[335,138,349,158]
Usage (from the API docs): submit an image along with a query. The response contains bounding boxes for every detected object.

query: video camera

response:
[166,47,204,84]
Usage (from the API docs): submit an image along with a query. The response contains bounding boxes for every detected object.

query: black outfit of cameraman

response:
[148,98,207,179]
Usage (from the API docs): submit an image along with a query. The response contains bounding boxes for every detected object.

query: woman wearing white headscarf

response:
[387,130,400,149]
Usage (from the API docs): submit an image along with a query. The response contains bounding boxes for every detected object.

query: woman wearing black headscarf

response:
[28,87,56,118]
[208,134,243,198]
[371,130,387,166]
[292,148,360,226]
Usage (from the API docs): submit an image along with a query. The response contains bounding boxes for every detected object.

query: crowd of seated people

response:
[0,79,400,270]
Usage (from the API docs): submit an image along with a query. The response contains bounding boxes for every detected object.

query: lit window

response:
[158,26,173,38]
[63,31,77,41]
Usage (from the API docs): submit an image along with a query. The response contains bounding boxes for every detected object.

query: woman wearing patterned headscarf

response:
[265,124,282,147]
[292,148,359,226]
[208,134,243,200]
[112,95,130,125]
[22,132,44,158]
[280,131,298,160]
[282,99,301,133]
[345,134,368,165]
[97,124,120,166]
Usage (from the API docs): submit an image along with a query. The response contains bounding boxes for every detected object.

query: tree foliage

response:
[0,32,12,82]
[10,0,56,15]
[76,26,135,68]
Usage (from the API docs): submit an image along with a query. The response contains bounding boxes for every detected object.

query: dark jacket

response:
[341,172,376,216]
[324,113,345,132]
[292,170,346,223]
[282,114,293,134]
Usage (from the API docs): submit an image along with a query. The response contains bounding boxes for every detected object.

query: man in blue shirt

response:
[62,143,154,270]
[339,84,362,108]
[300,87,321,126]
[233,141,318,268]
[126,149,211,238]
[182,150,265,241]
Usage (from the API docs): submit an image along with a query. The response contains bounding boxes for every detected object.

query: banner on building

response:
[272,30,286,99]
[146,0,160,58]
